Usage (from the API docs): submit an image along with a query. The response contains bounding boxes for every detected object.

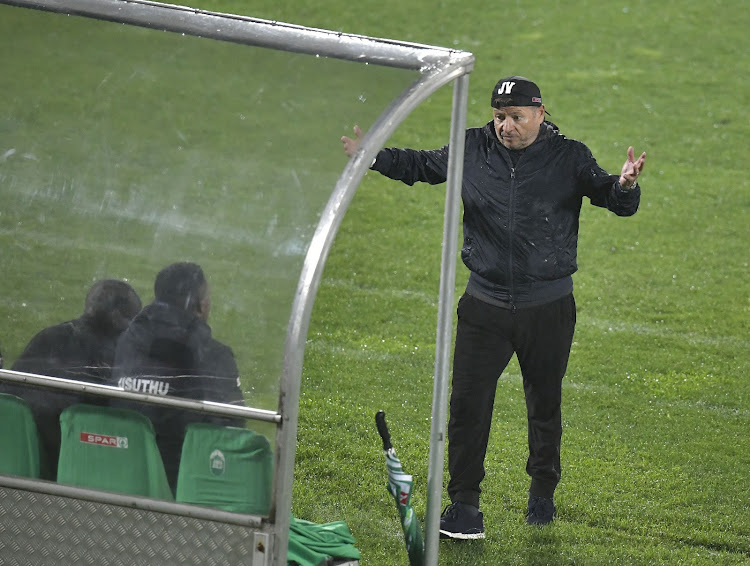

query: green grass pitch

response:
[1,1,747,564]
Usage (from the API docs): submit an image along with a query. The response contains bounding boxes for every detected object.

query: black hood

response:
[118,302,212,373]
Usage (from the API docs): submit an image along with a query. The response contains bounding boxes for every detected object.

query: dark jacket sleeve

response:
[372,146,450,186]
[576,144,640,217]
[199,340,245,428]
[11,325,74,377]
[199,340,244,403]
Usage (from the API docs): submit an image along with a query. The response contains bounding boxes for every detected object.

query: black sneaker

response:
[526,495,556,526]
[439,502,485,540]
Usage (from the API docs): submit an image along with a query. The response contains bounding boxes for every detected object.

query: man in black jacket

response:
[111,261,245,492]
[3,279,142,479]
[342,76,646,536]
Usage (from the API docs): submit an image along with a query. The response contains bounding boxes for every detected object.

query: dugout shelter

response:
[0,1,474,564]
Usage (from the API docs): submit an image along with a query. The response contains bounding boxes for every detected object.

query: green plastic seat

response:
[57,403,173,500]
[175,423,272,515]
[0,393,42,479]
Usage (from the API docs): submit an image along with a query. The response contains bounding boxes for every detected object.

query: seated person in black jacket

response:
[111,261,245,492]
[3,279,142,479]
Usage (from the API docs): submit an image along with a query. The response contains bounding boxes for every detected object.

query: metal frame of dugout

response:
[0,1,474,564]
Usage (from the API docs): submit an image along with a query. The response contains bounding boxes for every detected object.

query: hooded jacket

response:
[372,121,641,307]
[111,302,245,490]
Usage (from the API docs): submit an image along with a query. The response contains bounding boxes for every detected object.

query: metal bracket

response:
[252,532,269,566]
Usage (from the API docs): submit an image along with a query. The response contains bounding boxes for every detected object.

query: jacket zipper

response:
[508,167,516,313]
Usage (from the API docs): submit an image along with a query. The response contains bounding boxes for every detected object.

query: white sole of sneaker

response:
[439,529,485,540]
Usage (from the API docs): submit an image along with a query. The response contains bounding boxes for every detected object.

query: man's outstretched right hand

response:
[340,125,364,157]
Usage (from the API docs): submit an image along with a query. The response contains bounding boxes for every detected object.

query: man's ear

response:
[197,295,211,321]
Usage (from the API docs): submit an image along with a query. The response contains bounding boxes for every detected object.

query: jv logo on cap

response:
[497,81,516,95]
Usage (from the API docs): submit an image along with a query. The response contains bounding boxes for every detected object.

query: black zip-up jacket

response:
[110,302,245,491]
[372,121,641,307]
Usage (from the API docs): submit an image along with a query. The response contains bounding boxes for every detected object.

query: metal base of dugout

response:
[0,484,266,566]
[0,481,360,565]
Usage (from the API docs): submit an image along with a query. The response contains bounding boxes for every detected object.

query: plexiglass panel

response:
[0,4,417,416]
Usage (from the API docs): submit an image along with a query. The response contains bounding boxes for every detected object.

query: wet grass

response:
[244,1,748,564]
[1,0,748,564]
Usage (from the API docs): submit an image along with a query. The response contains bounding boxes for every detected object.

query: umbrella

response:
[375,410,424,566]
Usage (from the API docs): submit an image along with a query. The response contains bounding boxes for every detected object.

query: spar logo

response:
[80,432,129,449]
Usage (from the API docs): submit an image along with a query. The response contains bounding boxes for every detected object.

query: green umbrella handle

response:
[375,410,392,451]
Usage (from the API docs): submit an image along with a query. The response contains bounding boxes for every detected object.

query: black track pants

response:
[447,292,576,507]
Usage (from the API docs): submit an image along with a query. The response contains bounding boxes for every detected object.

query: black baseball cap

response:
[491,76,547,111]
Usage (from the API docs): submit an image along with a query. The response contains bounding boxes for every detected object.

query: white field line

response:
[564,379,750,418]
[1,227,146,258]
[322,279,747,350]
[323,278,439,305]
[1,219,309,259]
[304,340,427,364]
[0,174,311,258]
[308,336,750,419]
[307,339,750,419]
[580,317,749,350]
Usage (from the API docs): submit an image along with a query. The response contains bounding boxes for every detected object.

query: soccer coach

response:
[342,75,646,537]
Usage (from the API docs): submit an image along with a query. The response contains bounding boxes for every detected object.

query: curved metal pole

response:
[423,72,469,566]
[275,56,472,566]
[0,0,465,71]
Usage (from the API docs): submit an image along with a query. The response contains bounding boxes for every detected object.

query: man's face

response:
[492,105,545,150]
